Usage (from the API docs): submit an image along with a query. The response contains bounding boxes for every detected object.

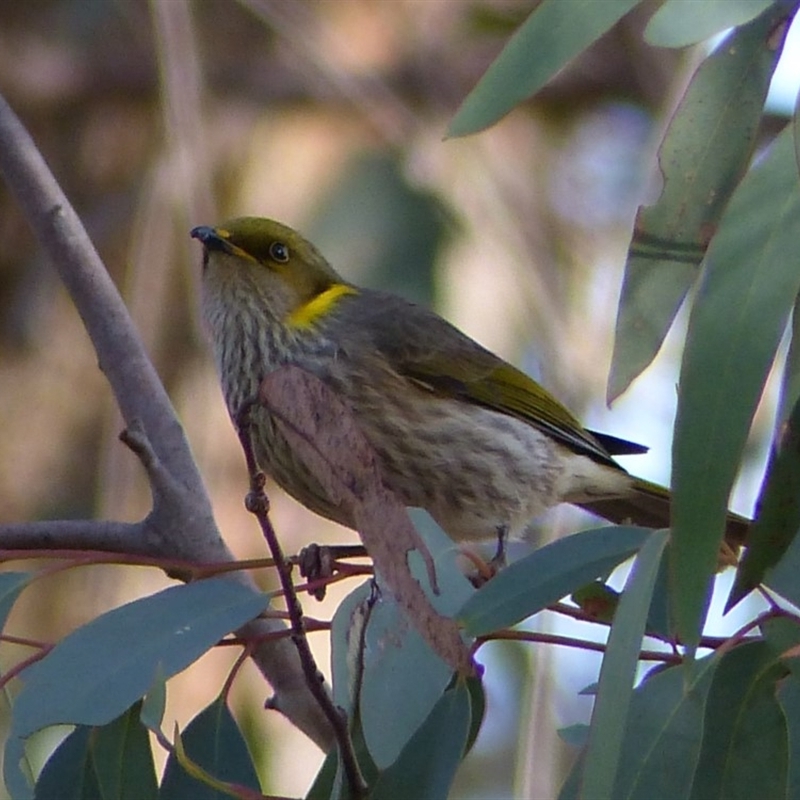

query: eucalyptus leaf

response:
[0,572,32,633]
[359,592,453,769]
[671,126,800,647]
[370,681,471,800]
[645,0,776,47]
[580,530,669,799]
[613,654,718,799]
[458,526,650,636]
[689,641,789,800]
[778,678,800,800]
[609,1,790,400]
[87,703,158,800]
[34,704,158,800]
[448,0,641,137]
[160,693,261,799]
[32,727,100,800]
[6,579,267,798]
[727,388,800,609]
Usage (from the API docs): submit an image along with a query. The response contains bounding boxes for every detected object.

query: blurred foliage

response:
[3,1,800,799]
[305,151,452,306]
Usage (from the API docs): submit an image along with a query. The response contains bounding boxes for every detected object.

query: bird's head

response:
[191,217,352,326]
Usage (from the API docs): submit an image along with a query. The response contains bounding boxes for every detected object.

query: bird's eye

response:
[269,241,290,263]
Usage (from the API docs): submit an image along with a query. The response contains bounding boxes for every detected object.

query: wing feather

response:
[348,291,636,468]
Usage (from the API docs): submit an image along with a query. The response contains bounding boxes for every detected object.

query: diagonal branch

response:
[0,94,334,752]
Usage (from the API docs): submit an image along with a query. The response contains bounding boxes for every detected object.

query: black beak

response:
[190,226,232,253]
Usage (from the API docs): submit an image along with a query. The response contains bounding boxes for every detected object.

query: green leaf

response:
[762,615,800,670]
[462,675,486,756]
[330,580,375,720]
[88,703,158,800]
[689,641,789,800]
[447,0,641,137]
[33,727,100,800]
[0,572,33,631]
[579,530,669,800]
[766,532,800,609]
[13,579,266,734]
[307,153,450,308]
[34,705,158,800]
[645,0,776,47]
[778,678,800,800]
[329,511,474,773]
[6,578,267,797]
[160,694,261,799]
[609,2,790,399]
[754,291,800,609]
[370,681,471,800]
[406,508,476,617]
[359,592,453,769]
[777,288,800,430]
[558,724,590,749]
[728,388,800,609]
[671,126,800,647]
[305,716,377,800]
[139,668,167,737]
[458,526,650,636]
[613,654,718,799]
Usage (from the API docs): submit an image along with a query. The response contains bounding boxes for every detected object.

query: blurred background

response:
[0,1,798,797]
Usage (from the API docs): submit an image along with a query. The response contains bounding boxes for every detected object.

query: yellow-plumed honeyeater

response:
[192,217,748,552]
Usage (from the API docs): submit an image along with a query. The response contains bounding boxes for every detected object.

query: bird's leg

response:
[491,524,509,570]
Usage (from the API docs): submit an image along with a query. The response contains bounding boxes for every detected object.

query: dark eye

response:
[269,241,290,263]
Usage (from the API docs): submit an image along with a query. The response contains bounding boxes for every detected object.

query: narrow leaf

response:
[139,668,167,737]
[160,694,261,800]
[447,0,641,137]
[728,388,800,609]
[370,681,471,800]
[170,725,262,800]
[778,679,800,800]
[579,530,669,800]
[33,727,100,800]
[458,526,650,637]
[359,592,453,769]
[689,641,789,800]
[671,127,800,647]
[88,703,158,800]
[614,654,718,799]
[0,572,32,631]
[10,579,266,736]
[609,3,791,399]
[645,0,775,47]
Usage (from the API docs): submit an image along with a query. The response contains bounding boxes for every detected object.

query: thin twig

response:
[236,407,367,798]
[547,601,764,651]
[0,634,50,649]
[477,630,683,665]
[0,547,278,577]
[0,644,54,693]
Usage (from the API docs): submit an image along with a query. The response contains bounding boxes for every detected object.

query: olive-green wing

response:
[352,291,624,467]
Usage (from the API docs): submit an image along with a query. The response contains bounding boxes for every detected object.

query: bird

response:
[191,216,748,560]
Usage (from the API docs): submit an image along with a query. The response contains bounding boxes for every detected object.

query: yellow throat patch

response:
[287,284,358,329]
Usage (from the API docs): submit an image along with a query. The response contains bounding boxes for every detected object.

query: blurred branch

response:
[0,93,334,752]
[241,0,417,144]
[151,0,215,227]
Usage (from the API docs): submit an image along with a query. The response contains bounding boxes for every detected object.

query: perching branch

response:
[0,93,334,751]
[236,406,367,798]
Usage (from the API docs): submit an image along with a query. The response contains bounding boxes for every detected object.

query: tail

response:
[578,477,750,549]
